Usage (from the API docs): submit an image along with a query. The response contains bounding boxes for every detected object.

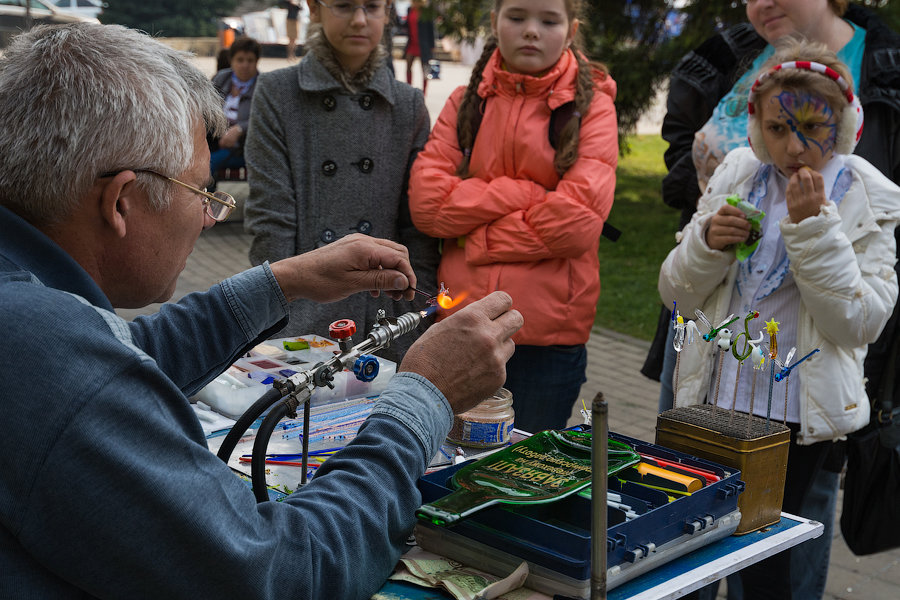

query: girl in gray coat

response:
[244,0,438,364]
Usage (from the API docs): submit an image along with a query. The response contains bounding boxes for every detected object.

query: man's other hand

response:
[269,234,417,303]
[399,292,523,414]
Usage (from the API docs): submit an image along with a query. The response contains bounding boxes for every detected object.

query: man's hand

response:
[786,166,826,223]
[705,204,752,251]
[269,234,417,303]
[399,292,523,415]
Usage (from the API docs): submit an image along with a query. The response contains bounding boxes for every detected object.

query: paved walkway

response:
[114,53,899,600]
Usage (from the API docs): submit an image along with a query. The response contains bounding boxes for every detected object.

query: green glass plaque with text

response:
[417,430,639,526]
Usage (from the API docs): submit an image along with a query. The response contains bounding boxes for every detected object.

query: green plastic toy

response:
[726,194,765,261]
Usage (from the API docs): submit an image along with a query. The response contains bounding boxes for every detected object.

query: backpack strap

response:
[549,101,621,242]
[549,100,579,149]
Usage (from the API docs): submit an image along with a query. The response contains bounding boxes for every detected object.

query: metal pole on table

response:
[591,392,608,600]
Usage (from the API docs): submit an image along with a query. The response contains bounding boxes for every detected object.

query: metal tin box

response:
[656,405,790,534]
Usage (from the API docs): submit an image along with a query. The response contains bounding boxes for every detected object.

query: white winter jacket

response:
[659,148,900,444]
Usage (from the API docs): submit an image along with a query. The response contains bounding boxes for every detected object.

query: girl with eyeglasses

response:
[244,0,439,364]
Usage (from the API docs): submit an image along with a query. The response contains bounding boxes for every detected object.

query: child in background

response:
[409,0,617,433]
[659,38,900,598]
[244,0,439,364]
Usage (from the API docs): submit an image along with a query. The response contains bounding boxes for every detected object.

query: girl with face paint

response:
[659,38,900,600]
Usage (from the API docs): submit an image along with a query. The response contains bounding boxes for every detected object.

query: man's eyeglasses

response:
[316,0,387,19]
[100,169,236,222]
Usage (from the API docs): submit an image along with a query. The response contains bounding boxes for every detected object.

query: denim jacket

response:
[0,204,452,599]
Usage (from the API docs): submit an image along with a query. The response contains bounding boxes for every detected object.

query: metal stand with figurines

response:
[657,301,823,534]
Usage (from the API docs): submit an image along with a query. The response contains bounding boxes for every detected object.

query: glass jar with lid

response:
[447,388,515,449]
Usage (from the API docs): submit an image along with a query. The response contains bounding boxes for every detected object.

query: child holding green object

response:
[660,38,900,438]
[725,194,764,261]
[659,38,900,598]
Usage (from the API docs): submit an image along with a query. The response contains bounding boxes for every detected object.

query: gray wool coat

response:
[244,50,438,364]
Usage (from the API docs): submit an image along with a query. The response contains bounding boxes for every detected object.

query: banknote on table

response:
[388,547,546,600]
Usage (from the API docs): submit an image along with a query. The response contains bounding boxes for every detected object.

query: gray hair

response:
[0,23,227,226]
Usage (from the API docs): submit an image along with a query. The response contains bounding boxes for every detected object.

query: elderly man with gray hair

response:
[0,23,522,599]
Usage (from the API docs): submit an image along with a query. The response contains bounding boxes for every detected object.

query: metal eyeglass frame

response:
[316,0,387,19]
[100,169,236,222]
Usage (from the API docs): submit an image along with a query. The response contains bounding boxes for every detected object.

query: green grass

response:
[596,135,678,341]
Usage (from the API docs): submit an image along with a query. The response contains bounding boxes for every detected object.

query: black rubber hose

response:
[252,399,295,502]
[216,387,283,464]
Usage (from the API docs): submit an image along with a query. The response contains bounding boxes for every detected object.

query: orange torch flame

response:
[437,290,468,309]
[435,282,468,309]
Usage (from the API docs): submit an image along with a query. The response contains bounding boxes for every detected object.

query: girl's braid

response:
[456,38,498,178]
[553,51,605,175]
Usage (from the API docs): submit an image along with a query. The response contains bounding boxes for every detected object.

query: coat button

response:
[321,229,336,243]
[355,158,374,174]
[353,220,372,234]
[359,94,373,110]
[322,160,337,176]
[322,95,336,111]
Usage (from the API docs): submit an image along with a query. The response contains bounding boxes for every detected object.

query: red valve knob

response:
[329,319,357,340]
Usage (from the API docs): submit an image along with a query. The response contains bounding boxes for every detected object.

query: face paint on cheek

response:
[776,91,837,158]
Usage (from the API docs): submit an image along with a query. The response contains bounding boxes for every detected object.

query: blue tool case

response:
[415,432,745,596]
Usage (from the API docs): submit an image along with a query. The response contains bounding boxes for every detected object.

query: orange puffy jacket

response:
[409,48,618,345]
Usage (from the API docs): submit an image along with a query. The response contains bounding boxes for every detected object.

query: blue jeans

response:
[790,467,838,598]
[659,325,677,413]
[503,344,587,433]
[738,428,839,599]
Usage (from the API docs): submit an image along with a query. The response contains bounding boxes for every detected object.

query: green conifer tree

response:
[100,0,240,37]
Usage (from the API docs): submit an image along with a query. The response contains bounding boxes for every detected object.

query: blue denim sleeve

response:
[14,349,452,600]
[369,371,453,463]
[129,264,289,395]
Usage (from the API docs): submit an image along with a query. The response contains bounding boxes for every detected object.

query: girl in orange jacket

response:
[409,0,618,432]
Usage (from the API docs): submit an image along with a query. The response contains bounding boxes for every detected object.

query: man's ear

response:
[98,171,139,239]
